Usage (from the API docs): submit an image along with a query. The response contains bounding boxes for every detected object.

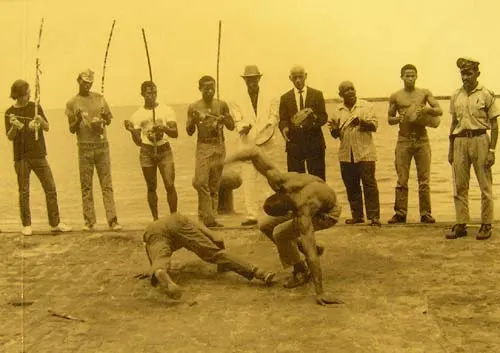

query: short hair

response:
[141,81,157,93]
[263,193,296,216]
[400,64,417,76]
[10,79,29,100]
[198,75,215,88]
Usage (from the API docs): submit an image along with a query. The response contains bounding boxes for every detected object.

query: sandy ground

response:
[1,218,500,353]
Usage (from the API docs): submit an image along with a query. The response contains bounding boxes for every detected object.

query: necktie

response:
[299,90,304,110]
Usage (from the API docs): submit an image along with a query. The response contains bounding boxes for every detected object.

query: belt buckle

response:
[465,130,473,138]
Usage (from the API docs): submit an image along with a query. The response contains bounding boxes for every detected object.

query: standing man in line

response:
[387,64,442,224]
[124,81,178,220]
[447,57,499,240]
[65,69,121,231]
[5,80,72,236]
[229,65,279,226]
[187,75,235,228]
[329,81,381,226]
[278,66,328,180]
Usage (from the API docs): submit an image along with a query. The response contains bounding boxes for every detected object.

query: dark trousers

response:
[287,149,326,181]
[340,161,380,221]
[14,157,60,227]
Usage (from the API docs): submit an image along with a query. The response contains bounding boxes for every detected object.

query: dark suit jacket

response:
[278,86,328,158]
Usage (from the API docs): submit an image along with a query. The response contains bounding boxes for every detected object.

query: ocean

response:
[0,100,497,230]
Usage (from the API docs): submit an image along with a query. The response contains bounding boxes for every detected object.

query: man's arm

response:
[424,90,443,117]
[448,113,459,165]
[34,104,49,131]
[66,102,82,134]
[359,102,378,132]
[186,105,197,136]
[310,90,328,128]
[198,222,225,249]
[227,101,251,135]
[163,121,178,138]
[101,97,113,125]
[123,120,142,146]
[221,102,235,131]
[387,94,401,125]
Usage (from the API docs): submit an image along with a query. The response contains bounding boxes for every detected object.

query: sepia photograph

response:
[1,0,500,352]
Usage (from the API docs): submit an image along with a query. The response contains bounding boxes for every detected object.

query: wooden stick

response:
[34,18,44,141]
[141,28,157,155]
[216,20,222,102]
[100,20,116,139]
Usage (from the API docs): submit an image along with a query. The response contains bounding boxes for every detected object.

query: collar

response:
[338,98,361,111]
[294,86,307,95]
[461,83,483,95]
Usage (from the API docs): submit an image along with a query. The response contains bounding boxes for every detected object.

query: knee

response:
[192,177,204,191]
[165,183,176,194]
[259,222,274,239]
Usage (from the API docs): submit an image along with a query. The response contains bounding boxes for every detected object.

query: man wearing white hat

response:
[228,65,279,226]
[65,69,121,231]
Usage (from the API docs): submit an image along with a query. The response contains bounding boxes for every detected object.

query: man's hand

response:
[9,115,24,130]
[315,293,344,306]
[485,151,495,168]
[281,126,291,142]
[124,120,134,132]
[448,148,454,165]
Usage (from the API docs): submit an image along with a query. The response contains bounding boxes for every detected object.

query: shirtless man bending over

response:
[225,147,342,305]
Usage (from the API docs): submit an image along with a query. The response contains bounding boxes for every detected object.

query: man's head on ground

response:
[338,81,356,106]
[400,64,417,90]
[77,69,94,96]
[198,75,216,102]
[263,193,296,216]
[289,65,307,91]
[141,81,157,107]
[10,79,30,104]
[241,65,262,95]
[457,57,480,92]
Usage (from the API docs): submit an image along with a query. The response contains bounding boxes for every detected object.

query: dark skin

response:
[388,69,442,126]
[225,147,342,306]
[239,76,261,136]
[124,85,178,144]
[186,80,234,136]
[448,68,498,167]
[329,81,376,137]
[69,78,111,134]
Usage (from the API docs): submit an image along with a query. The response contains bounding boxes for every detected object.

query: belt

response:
[197,137,224,144]
[140,142,170,153]
[398,131,427,138]
[453,129,487,138]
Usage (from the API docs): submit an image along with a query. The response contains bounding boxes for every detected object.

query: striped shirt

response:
[330,99,377,163]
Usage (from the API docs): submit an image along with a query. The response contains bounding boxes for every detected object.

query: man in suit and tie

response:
[278,65,328,180]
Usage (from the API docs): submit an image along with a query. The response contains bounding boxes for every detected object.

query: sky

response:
[0,0,499,110]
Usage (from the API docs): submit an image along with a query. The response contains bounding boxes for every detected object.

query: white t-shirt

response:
[129,103,177,146]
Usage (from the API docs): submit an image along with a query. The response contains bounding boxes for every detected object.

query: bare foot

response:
[154,269,183,300]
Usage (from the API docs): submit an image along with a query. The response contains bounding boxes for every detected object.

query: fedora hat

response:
[241,65,262,78]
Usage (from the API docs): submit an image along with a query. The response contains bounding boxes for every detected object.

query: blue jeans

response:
[14,157,60,227]
[393,135,432,217]
[78,143,117,227]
